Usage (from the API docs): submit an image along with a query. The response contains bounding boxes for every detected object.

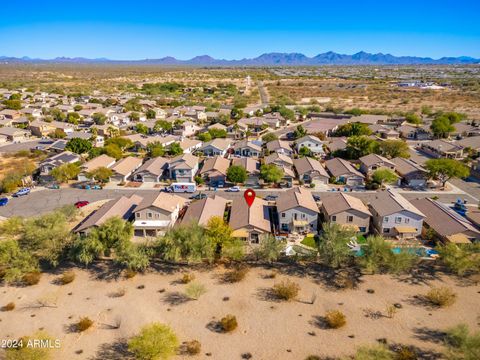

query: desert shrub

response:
[22,271,41,285]
[111,288,126,298]
[272,279,300,301]
[59,270,75,285]
[305,357,321,360]
[185,282,207,300]
[220,314,238,332]
[324,310,346,329]
[5,331,54,360]
[184,340,201,355]
[129,323,179,360]
[2,302,15,311]
[181,273,195,284]
[385,304,397,319]
[444,323,480,360]
[354,344,394,360]
[125,269,137,279]
[425,287,457,307]
[395,346,417,360]
[76,317,94,332]
[224,267,249,283]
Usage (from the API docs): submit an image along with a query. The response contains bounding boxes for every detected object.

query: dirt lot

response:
[0,264,478,359]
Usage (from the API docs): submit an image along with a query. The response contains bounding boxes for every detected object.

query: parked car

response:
[225,186,240,192]
[0,197,8,206]
[190,193,207,200]
[74,201,90,208]
[264,194,278,201]
[13,188,30,197]
[313,194,321,202]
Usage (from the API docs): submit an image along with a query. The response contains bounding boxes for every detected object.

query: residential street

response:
[0,185,474,218]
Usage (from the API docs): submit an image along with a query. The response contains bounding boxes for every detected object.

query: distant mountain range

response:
[1,51,479,66]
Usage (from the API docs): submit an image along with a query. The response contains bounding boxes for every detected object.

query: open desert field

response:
[1,263,478,359]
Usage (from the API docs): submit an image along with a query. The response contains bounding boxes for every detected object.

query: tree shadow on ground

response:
[309,315,330,330]
[255,287,283,303]
[404,295,439,310]
[86,261,123,282]
[390,342,444,360]
[89,339,134,360]
[413,327,448,345]
[394,262,447,286]
[162,291,191,306]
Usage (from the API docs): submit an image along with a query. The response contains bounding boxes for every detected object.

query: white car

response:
[225,186,240,192]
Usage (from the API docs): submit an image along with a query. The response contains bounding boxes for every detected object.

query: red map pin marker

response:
[244,188,256,208]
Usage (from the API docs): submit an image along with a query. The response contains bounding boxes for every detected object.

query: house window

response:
[281,212,286,218]
[395,217,402,224]
[136,213,140,218]
[147,212,153,219]
[302,213,306,219]
[359,227,366,232]
[331,215,336,222]
[405,218,410,224]
[384,217,389,223]
[347,216,353,223]
[383,228,390,233]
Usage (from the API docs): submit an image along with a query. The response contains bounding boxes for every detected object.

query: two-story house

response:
[199,156,230,187]
[293,157,330,186]
[132,157,169,182]
[233,140,262,157]
[368,189,425,238]
[325,158,365,187]
[296,135,325,156]
[167,153,200,183]
[199,138,232,157]
[276,187,319,233]
[229,197,272,244]
[320,193,372,234]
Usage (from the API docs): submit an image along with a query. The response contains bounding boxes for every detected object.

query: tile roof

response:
[276,187,319,213]
[321,193,371,216]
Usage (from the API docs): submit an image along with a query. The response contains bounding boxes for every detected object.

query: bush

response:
[224,267,249,283]
[220,314,238,333]
[2,302,15,311]
[425,287,457,307]
[184,340,201,355]
[185,282,207,300]
[324,310,346,329]
[76,317,94,332]
[5,331,54,360]
[22,271,41,285]
[181,273,195,284]
[125,269,137,279]
[305,357,321,360]
[129,323,179,360]
[395,346,417,360]
[272,279,300,301]
[354,344,394,360]
[445,323,480,359]
[59,271,75,285]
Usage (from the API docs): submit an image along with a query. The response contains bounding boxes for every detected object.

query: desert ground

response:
[0,263,478,359]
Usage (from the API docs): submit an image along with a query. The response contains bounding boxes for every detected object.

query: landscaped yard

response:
[301,235,317,248]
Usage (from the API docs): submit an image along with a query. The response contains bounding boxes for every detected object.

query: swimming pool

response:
[355,247,438,258]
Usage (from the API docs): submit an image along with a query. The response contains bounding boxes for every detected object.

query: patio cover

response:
[394,226,417,234]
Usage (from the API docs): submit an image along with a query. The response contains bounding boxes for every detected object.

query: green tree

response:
[136,123,149,135]
[116,243,151,271]
[130,112,140,121]
[168,142,183,156]
[128,323,179,360]
[103,144,123,160]
[3,99,22,110]
[260,164,284,184]
[0,239,39,283]
[66,137,93,154]
[436,243,480,276]
[299,145,313,158]
[293,125,307,139]
[253,235,284,262]
[376,140,410,159]
[153,120,173,133]
[74,104,83,112]
[197,132,212,142]
[431,117,455,138]
[227,165,247,184]
[354,344,395,360]
[262,132,278,142]
[66,112,81,125]
[345,136,378,159]
[51,163,80,183]
[317,222,355,268]
[208,128,227,139]
[372,169,398,188]
[147,141,165,157]
[146,109,156,119]
[92,112,107,125]
[86,166,113,183]
[405,113,422,125]
[344,108,366,116]
[425,158,470,188]
[105,137,133,150]
[335,122,372,137]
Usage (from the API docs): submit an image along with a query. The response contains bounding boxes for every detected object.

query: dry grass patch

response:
[1,302,15,311]
[124,269,137,279]
[183,339,201,355]
[181,272,195,284]
[76,317,94,332]
[185,282,207,300]
[59,270,75,285]
[425,287,457,308]
[220,314,238,333]
[324,310,347,329]
[272,279,300,301]
[22,271,41,286]
[224,267,249,283]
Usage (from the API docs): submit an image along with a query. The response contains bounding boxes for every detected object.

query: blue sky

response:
[1,0,479,59]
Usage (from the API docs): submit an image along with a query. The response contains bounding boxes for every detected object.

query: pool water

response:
[355,247,438,257]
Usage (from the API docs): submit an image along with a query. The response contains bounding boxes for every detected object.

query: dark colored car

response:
[0,197,8,206]
[75,200,90,208]
[264,195,278,201]
[189,193,207,200]
[313,194,321,202]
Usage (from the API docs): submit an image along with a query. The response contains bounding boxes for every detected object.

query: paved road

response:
[0,139,53,153]
[0,186,472,218]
